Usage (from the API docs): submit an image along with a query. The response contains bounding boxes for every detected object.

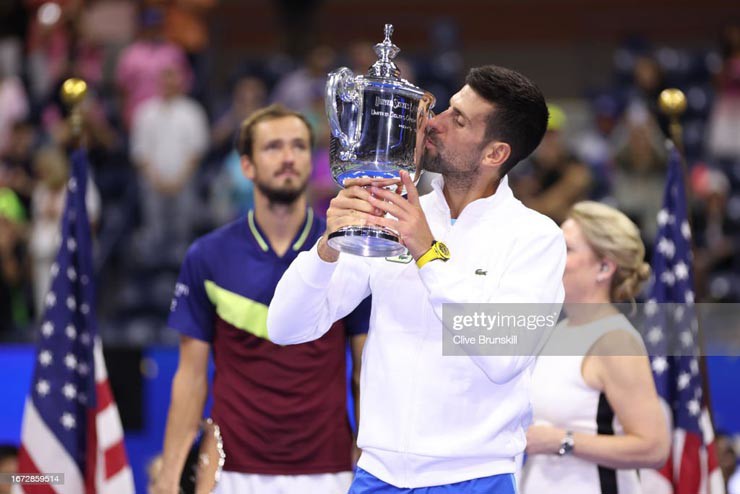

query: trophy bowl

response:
[325,24,435,257]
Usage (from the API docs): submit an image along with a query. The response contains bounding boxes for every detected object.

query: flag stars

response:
[77,362,89,376]
[81,275,89,285]
[45,292,56,308]
[647,327,663,344]
[687,399,700,416]
[690,359,699,375]
[60,413,76,430]
[39,350,53,367]
[80,333,90,346]
[677,372,691,390]
[652,357,668,375]
[66,296,76,311]
[681,220,691,240]
[65,325,76,339]
[67,266,77,281]
[80,303,90,315]
[78,392,87,405]
[685,290,694,305]
[680,331,694,348]
[36,380,50,397]
[674,261,689,280]
[62,383,77,400]
[674,306,685,321]
[645,299,658,317]
[41,321,54,338]
[67,238,76,252]
[64,353,77,370]
[50,263,59,278]
[660,271,676,286]
[68,177,77,192]
[657,209,673,226]
[657,238,676,259]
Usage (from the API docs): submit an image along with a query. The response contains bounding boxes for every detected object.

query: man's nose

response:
[281,146,296,162]
[426,114,442,134]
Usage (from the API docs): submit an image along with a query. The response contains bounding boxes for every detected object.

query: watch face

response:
[436,242,450,257]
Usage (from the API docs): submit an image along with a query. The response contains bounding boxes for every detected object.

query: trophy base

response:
[328,226,407,257]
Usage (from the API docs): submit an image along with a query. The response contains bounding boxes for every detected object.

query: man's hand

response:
[318,177,398,262]
[364,171,434,260]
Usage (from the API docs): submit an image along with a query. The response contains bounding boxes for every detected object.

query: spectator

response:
[0,0,26,79]
[717,434,740,494]
[271,45,335,112]
[0,188,31,332]
[707,24,740,162]
[573,93,622,200]
[0,67,28,155]
[690,165,738,300]
[611,103,667,243]
[28,146,100,316]
[115,6,192,129]
[0,121,37,211]
[512,105,592,225]
[210,75,267,155]
[130,65,208,257]
[0,445,19,494]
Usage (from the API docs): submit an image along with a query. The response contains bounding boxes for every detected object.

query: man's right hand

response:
[318,177,400,262]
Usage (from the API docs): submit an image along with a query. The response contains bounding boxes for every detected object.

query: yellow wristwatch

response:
[416,241,450,268]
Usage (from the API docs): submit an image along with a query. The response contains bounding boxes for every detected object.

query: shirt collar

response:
[428,174,513,220]
[247,207,314,255]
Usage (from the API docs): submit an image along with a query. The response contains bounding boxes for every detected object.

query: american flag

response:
[13,150,134,494]
[640,147,724,494]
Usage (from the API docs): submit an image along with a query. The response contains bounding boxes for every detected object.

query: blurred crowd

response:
[509,28,740,305]
[0,0,739,341]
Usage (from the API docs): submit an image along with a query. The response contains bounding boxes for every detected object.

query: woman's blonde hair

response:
[568,201,651,302]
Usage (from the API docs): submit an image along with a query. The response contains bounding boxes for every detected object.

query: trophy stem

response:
[328,226,407,257]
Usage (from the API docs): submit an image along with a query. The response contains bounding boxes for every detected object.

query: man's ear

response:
[481,141,511,175]
[241,155,255,180]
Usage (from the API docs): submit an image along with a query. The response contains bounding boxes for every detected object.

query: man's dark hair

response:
[236,104,315,158]
[465,65,549,176]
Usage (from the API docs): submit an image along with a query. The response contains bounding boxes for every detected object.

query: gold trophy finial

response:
[61,78,88,108]
[658,88,687,153]
[658,88,687,119]
[60,78,88,143]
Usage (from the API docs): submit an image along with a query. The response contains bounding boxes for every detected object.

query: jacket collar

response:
[428,174,513,221]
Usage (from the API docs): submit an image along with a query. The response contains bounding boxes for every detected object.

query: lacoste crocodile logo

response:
[385,253,413,264]
[475,269,488,276]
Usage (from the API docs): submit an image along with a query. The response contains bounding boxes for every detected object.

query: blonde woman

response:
[521,201,670,494]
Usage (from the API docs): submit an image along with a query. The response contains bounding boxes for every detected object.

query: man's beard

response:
[420,147,447,174]
[254,179,308,205]
[420,145,481,187]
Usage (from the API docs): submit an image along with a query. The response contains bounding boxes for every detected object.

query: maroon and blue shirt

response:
[168,208,370,474]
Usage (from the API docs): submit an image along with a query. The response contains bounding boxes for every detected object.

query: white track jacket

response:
[268,176,566,488]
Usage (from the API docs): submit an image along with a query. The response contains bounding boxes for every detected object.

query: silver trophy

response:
[325,24,436,257]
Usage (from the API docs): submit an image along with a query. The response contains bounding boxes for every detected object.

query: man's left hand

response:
[366,170,434,260]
